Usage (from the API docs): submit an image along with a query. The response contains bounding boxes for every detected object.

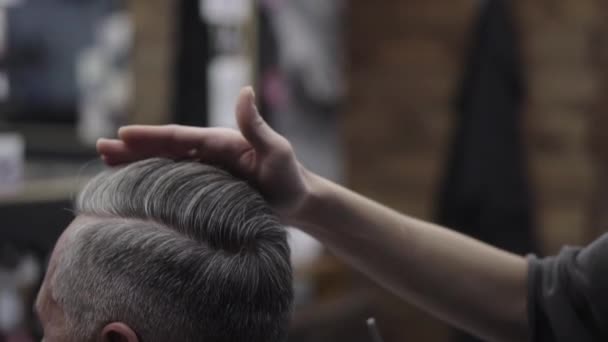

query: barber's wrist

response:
[284,168,328,233]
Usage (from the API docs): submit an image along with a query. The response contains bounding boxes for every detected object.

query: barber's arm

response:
[295,173,528,342]
[97,87,529,342]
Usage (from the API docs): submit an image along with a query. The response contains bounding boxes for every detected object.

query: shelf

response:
[0,176,92,205]
[0,159,104,206]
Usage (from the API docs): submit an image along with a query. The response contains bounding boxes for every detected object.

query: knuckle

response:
[274,140,294,159]
[252,115,266,129]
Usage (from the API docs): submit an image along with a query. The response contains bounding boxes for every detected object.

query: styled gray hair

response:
[51,158,293,342]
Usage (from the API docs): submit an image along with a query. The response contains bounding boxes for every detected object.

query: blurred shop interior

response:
[0,0,607,341]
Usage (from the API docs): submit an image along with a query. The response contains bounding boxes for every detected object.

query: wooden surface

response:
[128,0,177,125]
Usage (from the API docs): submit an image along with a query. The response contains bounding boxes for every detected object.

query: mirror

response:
[0,0,132,158]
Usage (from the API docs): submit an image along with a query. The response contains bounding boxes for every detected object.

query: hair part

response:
[51,158,293,342]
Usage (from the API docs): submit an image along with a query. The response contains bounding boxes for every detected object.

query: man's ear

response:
[101,322,139,342]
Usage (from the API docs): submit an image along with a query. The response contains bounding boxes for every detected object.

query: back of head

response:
[52,158,293,342]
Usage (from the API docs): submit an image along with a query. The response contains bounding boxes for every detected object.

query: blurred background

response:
[0,0,607,341]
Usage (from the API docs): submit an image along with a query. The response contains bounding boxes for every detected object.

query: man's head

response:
[35,158,293,342]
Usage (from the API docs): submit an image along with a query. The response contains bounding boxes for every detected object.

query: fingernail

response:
[247,88,260,116]
[245,86,255,100]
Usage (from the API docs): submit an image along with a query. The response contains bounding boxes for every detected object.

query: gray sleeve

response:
[528,234,608,342]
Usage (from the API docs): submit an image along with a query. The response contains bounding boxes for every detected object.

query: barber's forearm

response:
[293,172,529,342]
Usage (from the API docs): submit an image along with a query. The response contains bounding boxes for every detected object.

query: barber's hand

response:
[97,87,312,218]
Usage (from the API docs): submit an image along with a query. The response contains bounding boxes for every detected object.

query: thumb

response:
[236,87,282,154]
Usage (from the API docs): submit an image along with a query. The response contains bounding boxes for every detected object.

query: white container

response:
[207,56,252,129]
[0,133,25,195]
[200,0,252,26]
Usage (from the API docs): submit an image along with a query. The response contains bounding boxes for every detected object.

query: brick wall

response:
[586,1,608,242]
[345,1,477,218]
[345,0,606,256]
[516,0,602,253]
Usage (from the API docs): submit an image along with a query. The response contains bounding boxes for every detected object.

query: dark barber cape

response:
[437,0,535,255]
[529,233,608,341]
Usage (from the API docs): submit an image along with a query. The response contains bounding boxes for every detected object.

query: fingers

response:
[97,139,138,166]
[236,87,285,154]
[97,137,173,166]
[117,125,202,156]
[100,125,254,172]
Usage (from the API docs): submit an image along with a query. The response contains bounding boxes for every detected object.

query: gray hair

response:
[51,158,293,342]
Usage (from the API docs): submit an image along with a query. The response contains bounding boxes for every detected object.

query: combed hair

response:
[51,158,293,342]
